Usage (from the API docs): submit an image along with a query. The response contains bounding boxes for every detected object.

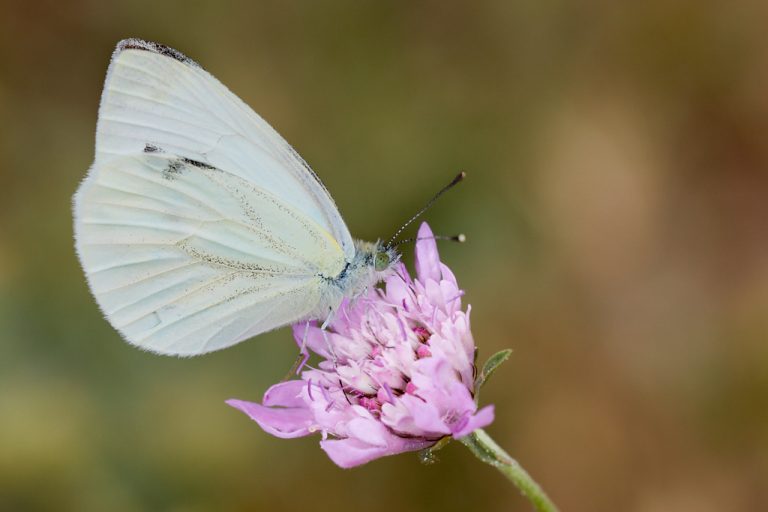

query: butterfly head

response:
[354,240,399,276]
[374,245,398,272]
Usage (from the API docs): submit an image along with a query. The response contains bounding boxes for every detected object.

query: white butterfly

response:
[73,39,400,356]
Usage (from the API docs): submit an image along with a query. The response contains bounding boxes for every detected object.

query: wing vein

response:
[115,61,238,133]
[90,255,185,274]
[139,281,305,343]
[111,269,240,321]
[98,261,198,295]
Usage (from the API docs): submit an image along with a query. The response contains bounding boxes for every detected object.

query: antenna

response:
[386,171,466,248]
[390,234,466,248]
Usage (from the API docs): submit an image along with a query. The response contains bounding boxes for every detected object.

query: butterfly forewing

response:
[74,39,353,355]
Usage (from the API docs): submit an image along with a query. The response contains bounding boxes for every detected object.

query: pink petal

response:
[385,272,412,306]
[395,261,413,286]
[320,438,392,468]
[452,405,495,438]
[292,322,331,359]
[226,399,313,439]
[415,223,441,283]
[262,380,306,407]
[346,417,389,447]
[330,298,357,336]
[403,397,450,436]
[439,263,457,285]
[425,280,447,310]
[320,436,430,468]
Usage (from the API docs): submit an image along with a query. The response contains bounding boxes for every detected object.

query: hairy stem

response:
[460,429,559,512]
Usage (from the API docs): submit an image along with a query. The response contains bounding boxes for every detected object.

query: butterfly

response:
[73,38,411,357]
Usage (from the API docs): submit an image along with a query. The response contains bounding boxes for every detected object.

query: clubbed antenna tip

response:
[451,171,467,186]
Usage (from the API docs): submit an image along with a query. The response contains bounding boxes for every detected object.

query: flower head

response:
[227,222,494,468]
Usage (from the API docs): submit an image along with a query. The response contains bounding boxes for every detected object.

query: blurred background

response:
[1,1,767,511]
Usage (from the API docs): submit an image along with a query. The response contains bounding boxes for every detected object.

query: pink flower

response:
[227,222,494,468]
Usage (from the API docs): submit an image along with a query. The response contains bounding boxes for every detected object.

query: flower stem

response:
[460,429,559,512]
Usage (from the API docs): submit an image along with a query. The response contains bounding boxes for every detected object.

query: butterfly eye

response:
[374,252,390,272]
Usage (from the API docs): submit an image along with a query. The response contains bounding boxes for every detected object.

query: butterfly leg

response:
[282,308,338,381]
[282,321,311,380]
[320,308,338,363]
[320,307,336,330]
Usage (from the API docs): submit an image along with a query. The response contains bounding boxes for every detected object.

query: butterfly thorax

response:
[312,240,399,318]
[337,240,399,294]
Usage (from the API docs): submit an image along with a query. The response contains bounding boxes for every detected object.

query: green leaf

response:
[474,349,512,402]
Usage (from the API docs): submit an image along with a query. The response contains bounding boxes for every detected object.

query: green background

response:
[2,1,767,511]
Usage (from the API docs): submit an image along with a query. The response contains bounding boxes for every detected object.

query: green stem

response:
[460,429,559,512]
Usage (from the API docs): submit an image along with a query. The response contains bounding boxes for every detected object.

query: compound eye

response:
[374,252,390,271]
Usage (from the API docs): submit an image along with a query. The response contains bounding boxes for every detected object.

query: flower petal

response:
[385,271,413,307]
[346,417,389,447]
[320,438,390,468]
[439,263,458,286]
[320,436,430,468]
[262,380,306,407]
[292,322,332,359]
[401,396,450,436]
[452,405,495,438]
[415,222,441,283]
[226,399,313,439]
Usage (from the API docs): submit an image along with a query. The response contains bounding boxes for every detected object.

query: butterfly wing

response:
[74,39,353,355]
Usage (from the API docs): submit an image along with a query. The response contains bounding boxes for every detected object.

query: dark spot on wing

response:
[157,154,216,180]
[162,160,185,180]
[146,144,218,179]
[181,157,216,170]
[116,39,200,68]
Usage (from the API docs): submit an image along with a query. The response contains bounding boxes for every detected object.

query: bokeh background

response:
[2,1,767,511]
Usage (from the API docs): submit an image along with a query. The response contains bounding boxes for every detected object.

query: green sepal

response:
[474,349,512,403]
[418,436,452,465]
